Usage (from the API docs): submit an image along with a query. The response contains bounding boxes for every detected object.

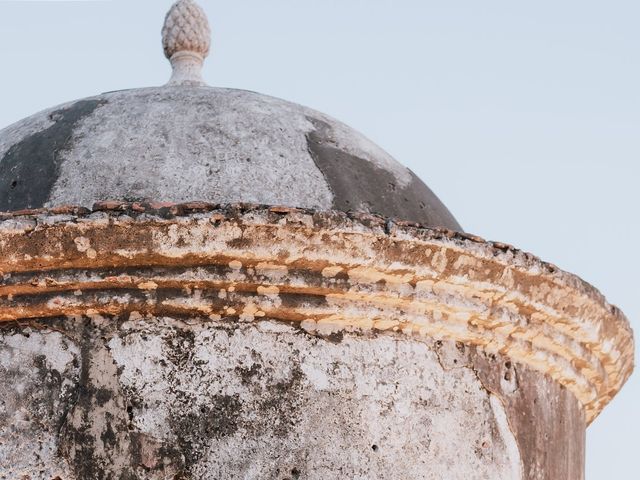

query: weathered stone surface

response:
[0,330,79,479]
[0,204,632,423]
[472,349,585,480]
[0,3,631,478]
[0,87,460,230]
[0,204,631,479]
[0,316,583,480]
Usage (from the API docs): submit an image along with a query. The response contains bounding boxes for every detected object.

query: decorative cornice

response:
[0,203,633,423]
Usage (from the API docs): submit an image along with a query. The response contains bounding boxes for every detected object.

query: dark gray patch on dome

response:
[305,116,462,231]
[0,99,105,212]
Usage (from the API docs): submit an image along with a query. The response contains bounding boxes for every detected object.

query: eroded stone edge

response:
[0,204,633,423]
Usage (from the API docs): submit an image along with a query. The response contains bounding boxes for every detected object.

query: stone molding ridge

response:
[0,202,633,423]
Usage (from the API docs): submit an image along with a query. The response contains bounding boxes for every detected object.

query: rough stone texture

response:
[0,316,584,480]
[0,204,632,479]
[0,87,460,230]
[472,349,585,480]
[0,204,632,422]
[0,100,105,212]
[0,330,79,479]
[0,3,629,478]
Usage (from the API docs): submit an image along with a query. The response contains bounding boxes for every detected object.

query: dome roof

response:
[0,87,460,229]
[0,1,461,231]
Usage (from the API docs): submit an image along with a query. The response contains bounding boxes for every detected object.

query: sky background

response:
[0,0,638,478]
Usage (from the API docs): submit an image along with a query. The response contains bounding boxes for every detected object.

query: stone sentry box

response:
[0,1,634,479]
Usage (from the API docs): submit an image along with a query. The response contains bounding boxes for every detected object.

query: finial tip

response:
[161,0,211,86]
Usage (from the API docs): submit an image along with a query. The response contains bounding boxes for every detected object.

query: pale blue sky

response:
[0,1,638,478]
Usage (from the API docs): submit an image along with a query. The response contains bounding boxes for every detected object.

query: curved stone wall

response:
[0,203,632,479]
[0,316,583,479]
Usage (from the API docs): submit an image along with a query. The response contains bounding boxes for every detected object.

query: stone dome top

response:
[0,1,461,231]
